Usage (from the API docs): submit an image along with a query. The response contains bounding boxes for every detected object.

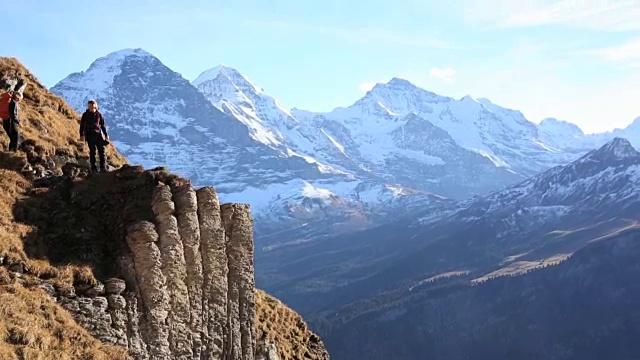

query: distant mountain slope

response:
[259,138,640,315]
[53,48,640,247]
[255,138,640,359]
[323,227,640,360]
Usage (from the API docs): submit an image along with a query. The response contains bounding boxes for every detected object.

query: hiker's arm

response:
[79,113,86,138]
[100,114,109,139]
[9,101,19,125]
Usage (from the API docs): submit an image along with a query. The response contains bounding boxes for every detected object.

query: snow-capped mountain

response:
[51,48,640,242]
[50,49,342,191]
[51,49,443,237]
[421,137,640,228]
[258,138,640,323]
[194,65,528,200]
[300,79,583,178]
[537,116,640,153]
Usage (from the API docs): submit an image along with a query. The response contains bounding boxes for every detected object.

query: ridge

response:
[1,57,330,359]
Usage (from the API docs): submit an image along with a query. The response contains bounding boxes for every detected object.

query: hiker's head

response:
[87,100,98,112]
[11,92,22,102]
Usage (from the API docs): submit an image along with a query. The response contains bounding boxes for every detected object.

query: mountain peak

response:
[583,137,639,162]
[51,48,163,101]
[353,77,451,114]
[192,65,261,94]
[367,78,419,94]
[193,64,239,84]
[387,77,415,87]
[539,117,585,134]
[106,47,153,58]
[93,48,156,67]
[460,94,479,103]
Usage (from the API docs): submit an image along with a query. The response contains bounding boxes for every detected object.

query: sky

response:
[4,0,640,134]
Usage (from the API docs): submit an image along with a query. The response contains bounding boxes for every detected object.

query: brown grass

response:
[256,290,329,360]
[0,284,129,360]
[0,57,132,357]
[0,57,126,167]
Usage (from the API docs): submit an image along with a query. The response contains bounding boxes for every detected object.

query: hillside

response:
[255,137,640,359]
[259,137,640,315]
[324,228,640,360]
[0,57,329,359]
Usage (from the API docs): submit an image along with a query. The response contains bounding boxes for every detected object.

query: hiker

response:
[79,99,110,173]
[1,91,22,152]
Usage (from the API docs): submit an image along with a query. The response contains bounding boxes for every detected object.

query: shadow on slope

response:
[14,165,182,280]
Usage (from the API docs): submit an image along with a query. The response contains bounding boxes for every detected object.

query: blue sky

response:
[4,0,640,133]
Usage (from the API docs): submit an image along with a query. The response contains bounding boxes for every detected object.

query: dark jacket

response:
[9,100,19,126]
[80,110,108,138]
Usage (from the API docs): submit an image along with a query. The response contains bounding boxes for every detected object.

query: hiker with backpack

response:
[1,91,22,152]
[79,99,110,173]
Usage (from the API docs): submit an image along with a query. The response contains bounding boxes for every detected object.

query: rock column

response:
[221,203,256,360]
[197,187,229,359]
[125,221,171,360]
[173,183,205,358]
[152,183,193,359]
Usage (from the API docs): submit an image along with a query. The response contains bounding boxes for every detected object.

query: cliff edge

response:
[0,57,329,360]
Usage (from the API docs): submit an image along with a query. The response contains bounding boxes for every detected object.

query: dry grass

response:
[0,284,129,360]
[0,57,126,167]
[0,57,132,287]
[0,57,132,357]
[256,290,328,360]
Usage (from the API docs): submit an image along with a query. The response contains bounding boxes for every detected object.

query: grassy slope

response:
[0,57,326,359]
[0,57,130,359]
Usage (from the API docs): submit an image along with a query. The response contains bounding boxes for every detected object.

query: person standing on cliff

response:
[79,99,110,173]
[2,91,22,152]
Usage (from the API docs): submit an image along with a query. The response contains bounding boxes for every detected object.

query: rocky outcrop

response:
[221,203,256,360]
[43,180,259,359]
[0,59,330,360]
[120,182,256,359]
[198,187,229,359]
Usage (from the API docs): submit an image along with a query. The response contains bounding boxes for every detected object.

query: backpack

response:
[0,92,11,120]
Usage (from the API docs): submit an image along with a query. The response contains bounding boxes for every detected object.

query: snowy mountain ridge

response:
[417,137,640,230]
[51,49,442,239]
[51,48,640,240]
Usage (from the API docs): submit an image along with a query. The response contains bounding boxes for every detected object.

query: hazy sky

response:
[4,0,640,133]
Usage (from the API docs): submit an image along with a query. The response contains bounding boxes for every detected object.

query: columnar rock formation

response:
[125,181,256,359]
[60,180,258,359]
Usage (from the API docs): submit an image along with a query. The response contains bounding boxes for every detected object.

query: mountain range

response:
[51,48,640,245]
[47,48,640,359]
[258,137,640,359]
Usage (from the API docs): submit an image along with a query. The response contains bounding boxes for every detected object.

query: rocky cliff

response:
[0,57,329,359]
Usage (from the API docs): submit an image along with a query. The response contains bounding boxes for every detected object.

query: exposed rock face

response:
[221,203,256,360]
[197,187,229,359]
[152,183,192,359]
[51,181,260,359]
[121,182,256,359]
[255,338,281,360]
